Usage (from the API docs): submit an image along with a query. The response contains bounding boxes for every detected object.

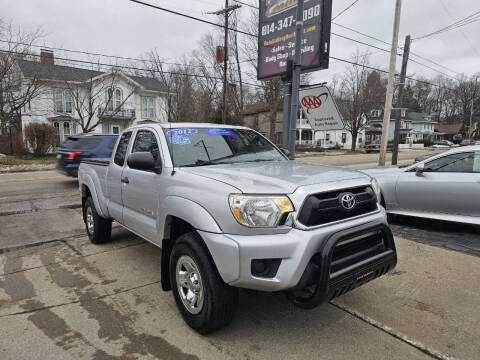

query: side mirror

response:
[280,148,290,157]
[415,163,425,176]
[127,152,161,173]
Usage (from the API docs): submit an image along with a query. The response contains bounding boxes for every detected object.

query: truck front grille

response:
[297,186,378,227]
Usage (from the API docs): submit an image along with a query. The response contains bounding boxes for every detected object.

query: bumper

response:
[199,209,395,293]
[56,162,79,177]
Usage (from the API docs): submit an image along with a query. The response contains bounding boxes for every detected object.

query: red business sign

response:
[257,0,332,80]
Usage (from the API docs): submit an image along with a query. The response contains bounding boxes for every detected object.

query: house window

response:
[325,133,330,141]
[341,133,347,144]
[63,122,70,136]
[115,89,122,109]
[54,89,73,113]
[65,90,73,114]
[53,122,60,133]
[106,88,123,111]
[141,96,155,119]
[366,134,371,142]
[112,125,120,135]
[401,109,406,117]
[371,110,380,118]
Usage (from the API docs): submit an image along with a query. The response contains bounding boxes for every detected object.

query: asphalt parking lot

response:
[0,150,479,360]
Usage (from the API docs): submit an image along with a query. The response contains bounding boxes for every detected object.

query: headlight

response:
[228,194,294,227]
[370,178,381,203]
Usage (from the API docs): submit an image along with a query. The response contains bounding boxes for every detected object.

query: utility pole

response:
[287,0,304,159]
[470,98,474,129]
[378,0,402,166]
[208,1,241,124]
[391,34,410,165]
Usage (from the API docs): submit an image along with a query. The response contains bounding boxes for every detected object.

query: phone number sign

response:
[257,0,332,80]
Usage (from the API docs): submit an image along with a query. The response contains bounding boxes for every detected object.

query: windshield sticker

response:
[169,135,191,145]
[204,128,234,136]
[167,129,198,136]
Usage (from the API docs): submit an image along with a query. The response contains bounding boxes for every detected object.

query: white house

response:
[17,50,169,143]
[296,110,365,149]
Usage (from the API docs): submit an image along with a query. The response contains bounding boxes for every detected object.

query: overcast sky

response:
[1,0,479,84]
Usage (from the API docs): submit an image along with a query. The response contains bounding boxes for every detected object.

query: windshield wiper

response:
[182,159,217,167]
[209,151,250,163]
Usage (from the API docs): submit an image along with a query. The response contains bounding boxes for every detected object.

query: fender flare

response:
[80,173,108,218]
[159,196,222,236]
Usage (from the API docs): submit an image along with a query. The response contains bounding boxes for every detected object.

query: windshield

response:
[163,127,287,167]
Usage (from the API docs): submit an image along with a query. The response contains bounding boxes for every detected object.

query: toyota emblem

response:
[340,193,356,210]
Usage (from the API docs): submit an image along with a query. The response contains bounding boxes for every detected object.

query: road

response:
[0,150,479,360]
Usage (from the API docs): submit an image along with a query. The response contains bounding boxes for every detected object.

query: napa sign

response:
[299,85,344,131]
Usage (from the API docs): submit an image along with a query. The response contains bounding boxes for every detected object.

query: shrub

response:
[24,123,58,155]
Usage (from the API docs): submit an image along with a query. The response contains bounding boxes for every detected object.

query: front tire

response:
[169,232,238,334]
[83,197,112,244]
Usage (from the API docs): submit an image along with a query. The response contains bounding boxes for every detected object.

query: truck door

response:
[121,129,163,243]
[106,131,132,223]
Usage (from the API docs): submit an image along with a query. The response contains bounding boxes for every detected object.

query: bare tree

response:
[0,20,43,152]
[336,52,384,150]
[61,67,135,133]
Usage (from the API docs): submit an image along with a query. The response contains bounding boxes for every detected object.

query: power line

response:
[332,22,390,46]
[127,0,254,36]
[332,0,361,20]
[408,58,457,80]
[231,0,256,9]
[413,8,480,40]
[437,0,480,57]
[0,49,264,88]
[3,1,457,91]
[331,23,461,76]
[0,39,223,70]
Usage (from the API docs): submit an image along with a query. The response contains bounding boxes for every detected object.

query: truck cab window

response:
[132,130,160,162]
[114,131,132,166]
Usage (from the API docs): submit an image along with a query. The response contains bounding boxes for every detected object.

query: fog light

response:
[251,259,282,278]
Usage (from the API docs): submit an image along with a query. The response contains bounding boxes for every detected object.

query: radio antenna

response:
[169,120,176,176]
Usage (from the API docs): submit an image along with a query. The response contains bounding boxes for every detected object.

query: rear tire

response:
[169,231,238,334]
[83,196,112,244]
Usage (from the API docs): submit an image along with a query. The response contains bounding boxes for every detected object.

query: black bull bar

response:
[290,223,397,309]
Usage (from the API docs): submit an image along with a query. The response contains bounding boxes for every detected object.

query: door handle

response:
[121,177,129,184]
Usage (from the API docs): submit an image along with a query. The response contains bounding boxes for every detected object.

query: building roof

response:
[17,59,167,92]
[434,123,463,135]
[407,112,437,123]
[243,103,270,115]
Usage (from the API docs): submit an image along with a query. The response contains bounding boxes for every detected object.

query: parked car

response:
[433,140,453,147]
[362,145,480,225]
[365,140,393,153]
[78,124,397,333]
[460,139,476,146]
[56,134,118,177]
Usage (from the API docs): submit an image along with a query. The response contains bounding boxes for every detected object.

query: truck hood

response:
[180,160,370,194]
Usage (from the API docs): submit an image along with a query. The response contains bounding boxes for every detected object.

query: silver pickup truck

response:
[78,123,397,334]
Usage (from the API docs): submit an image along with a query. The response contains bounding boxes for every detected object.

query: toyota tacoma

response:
[78,123,397,334]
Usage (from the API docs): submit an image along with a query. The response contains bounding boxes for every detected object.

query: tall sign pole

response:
[282,61,292,149]
[378,0,402,166]
[391,34,410,165]
[288,0,305,159]
[222,0,229,125]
